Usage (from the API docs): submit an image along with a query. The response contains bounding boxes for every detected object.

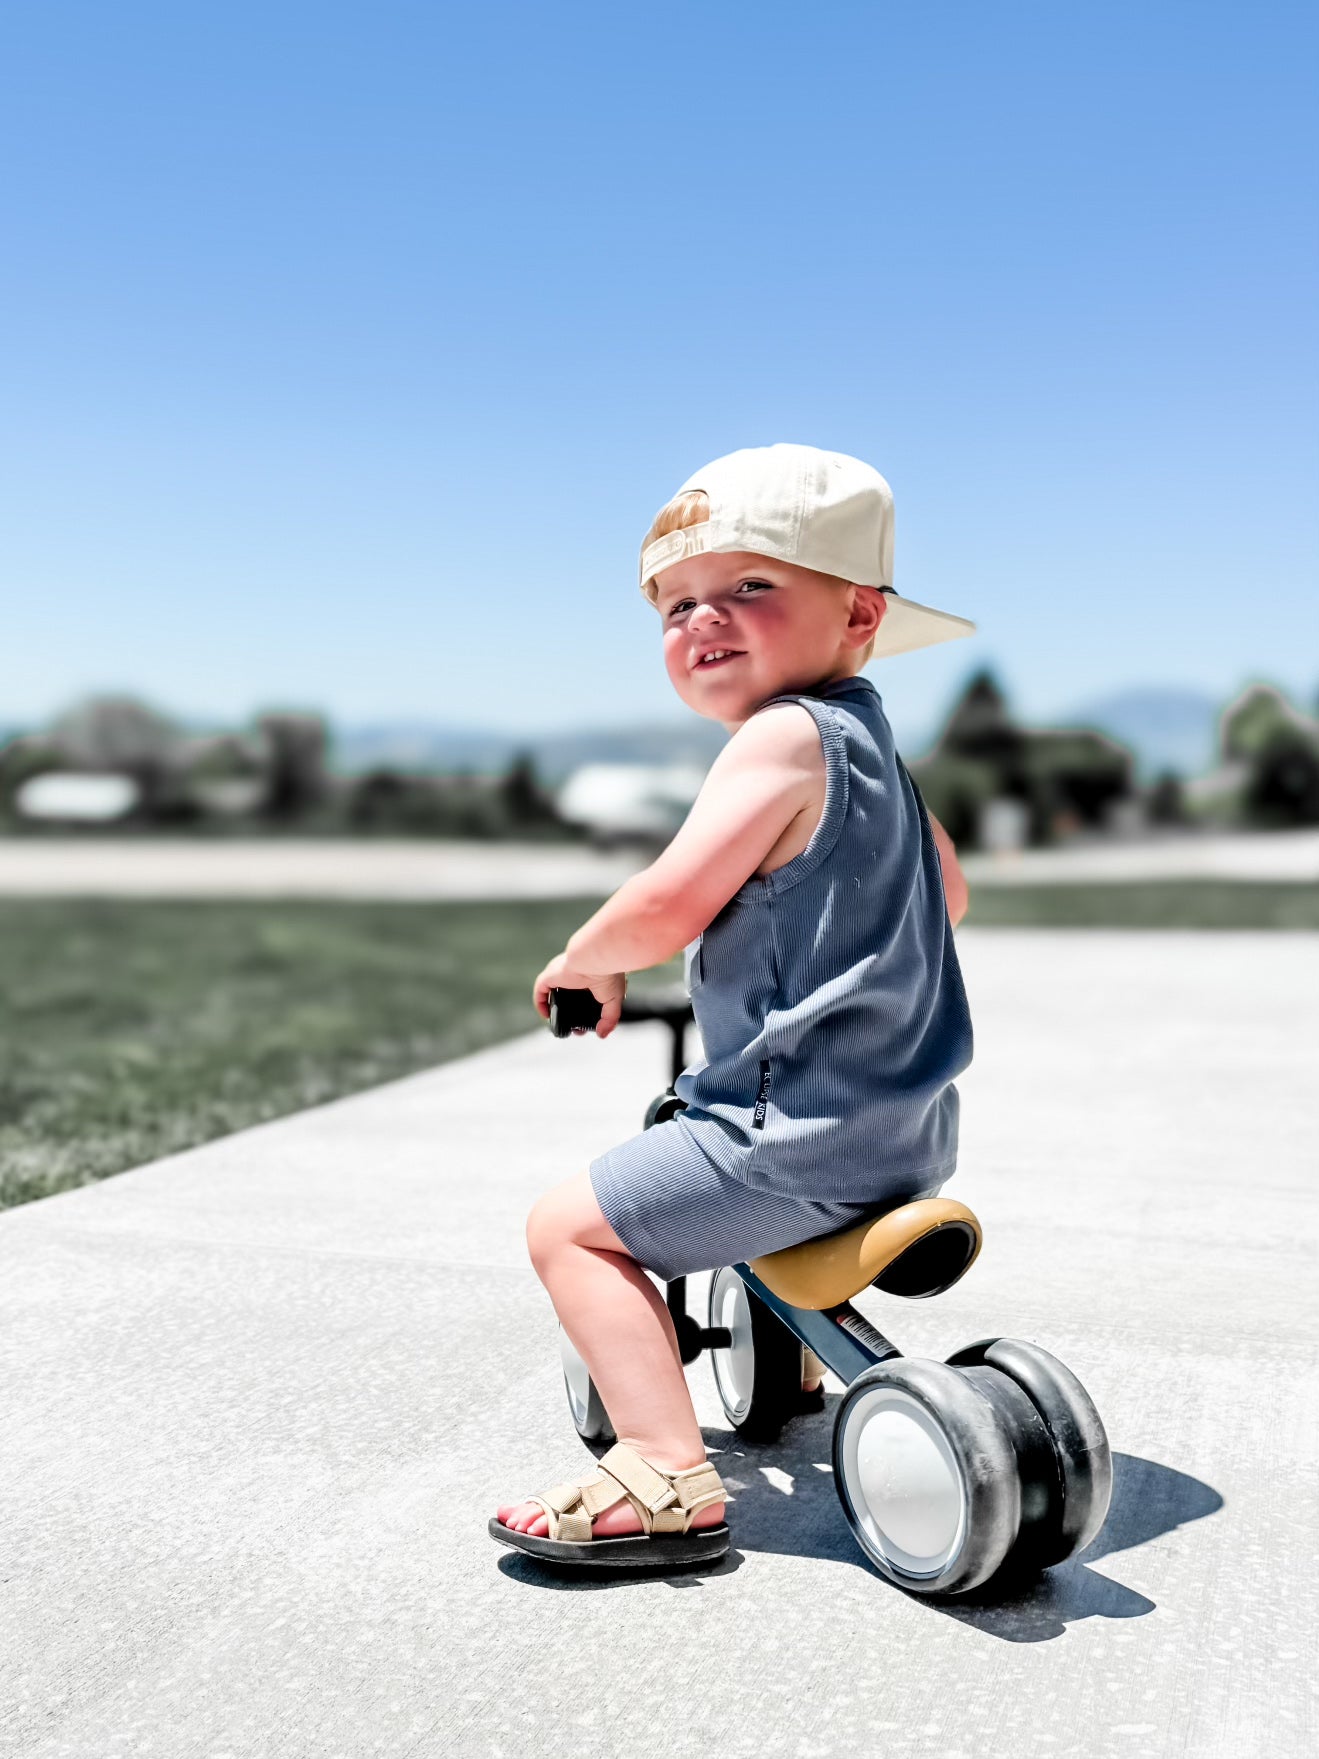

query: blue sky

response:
[1,1,1315,753]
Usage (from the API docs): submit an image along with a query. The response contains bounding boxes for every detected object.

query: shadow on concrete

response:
[939,1450,1224,1642]
[1078,1449,1224,1566]
[496,1413,1223,1636]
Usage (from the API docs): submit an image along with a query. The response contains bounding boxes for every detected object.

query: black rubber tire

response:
[707,1266,805,1442]
[832,1357,1022,1595]
[643,1090,687,1130]
[559,1325,616,1450]
[946,1337,1112,1567]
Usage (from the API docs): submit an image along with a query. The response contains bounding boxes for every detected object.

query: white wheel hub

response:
[840,1385,967,1576]
[559,1326,594,1428]
[710,1268,755,1423]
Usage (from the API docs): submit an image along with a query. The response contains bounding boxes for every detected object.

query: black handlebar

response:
[547,987,604,1036]
[548,985,695,1086]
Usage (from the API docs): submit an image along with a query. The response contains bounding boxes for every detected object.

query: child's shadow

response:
[497,1407,1222,1638]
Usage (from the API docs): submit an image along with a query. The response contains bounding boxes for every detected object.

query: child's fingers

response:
[596,995,624,1038]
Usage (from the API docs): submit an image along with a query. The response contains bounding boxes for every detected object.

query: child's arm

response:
[925,809,969,927]
[532,705,821,1034]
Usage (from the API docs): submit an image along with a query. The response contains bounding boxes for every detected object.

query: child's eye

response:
[737,579,772,594]
[664,580,770,615]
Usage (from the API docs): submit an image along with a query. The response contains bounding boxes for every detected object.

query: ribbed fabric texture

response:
[590,1123,882,1283]
[672,674,974,1202]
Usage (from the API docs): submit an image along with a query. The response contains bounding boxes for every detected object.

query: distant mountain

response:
[331,718,728,782]
[1052,687,1225,781]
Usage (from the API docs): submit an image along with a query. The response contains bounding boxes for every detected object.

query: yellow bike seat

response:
[750,1197,982,1311]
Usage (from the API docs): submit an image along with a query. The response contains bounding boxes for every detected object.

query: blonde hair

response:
[641,487,876,666]
[640,491,712,602]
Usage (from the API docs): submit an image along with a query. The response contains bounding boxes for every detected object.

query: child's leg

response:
[495,1170,726,1539]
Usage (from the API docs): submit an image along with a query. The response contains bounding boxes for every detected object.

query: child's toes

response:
[503,1499,549,1534]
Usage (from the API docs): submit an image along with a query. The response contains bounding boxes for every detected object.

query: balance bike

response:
[548,986,1112,1596]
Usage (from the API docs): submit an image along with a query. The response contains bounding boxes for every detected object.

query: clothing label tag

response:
[752,1059,771,1130]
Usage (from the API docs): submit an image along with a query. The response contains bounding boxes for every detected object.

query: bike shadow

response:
[704,1412,1222,1641]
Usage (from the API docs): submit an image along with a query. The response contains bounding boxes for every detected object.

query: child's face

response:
[653,550,885,728]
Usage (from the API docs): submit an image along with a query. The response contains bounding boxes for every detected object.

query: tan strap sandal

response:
[489,1443,730,1570]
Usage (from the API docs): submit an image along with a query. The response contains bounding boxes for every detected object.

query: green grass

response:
[0,897,597,1211]
[964,880,1319,930]
[1,883,1314,1212]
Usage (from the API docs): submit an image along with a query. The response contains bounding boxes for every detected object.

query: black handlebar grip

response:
[548,987,604,1037]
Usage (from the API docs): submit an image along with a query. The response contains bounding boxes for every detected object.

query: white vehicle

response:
[556,763,705,847]
[15,772,140,823]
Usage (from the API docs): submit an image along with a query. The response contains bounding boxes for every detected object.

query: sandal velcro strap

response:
[578,1473,628,1519]
[549,1507,594,1543]
[597,1444,682,1516]
[540,1479,591,1517]
[668,1461,725,1514]
[523,1446,726,1543]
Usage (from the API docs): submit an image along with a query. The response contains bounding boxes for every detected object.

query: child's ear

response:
[846,584,887,645]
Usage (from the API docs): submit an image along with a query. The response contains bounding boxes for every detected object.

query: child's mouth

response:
[692,649,744,671]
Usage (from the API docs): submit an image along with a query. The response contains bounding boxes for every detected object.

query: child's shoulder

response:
[716,700,827,794]
[735,697,823,756]
[718,702,826,879]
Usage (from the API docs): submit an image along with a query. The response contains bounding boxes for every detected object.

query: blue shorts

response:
[589,1113,933,1283]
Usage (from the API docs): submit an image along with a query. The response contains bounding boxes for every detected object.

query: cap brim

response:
[872,594,977,658]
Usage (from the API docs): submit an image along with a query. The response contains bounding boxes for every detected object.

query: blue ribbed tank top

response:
[673,674,973,1202]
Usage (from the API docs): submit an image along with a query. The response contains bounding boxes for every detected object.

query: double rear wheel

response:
[702,1266,1112,1595]
[831,1338,1112,1594]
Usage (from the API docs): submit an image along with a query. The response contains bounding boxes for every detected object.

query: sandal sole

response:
[488,1517,731,1571]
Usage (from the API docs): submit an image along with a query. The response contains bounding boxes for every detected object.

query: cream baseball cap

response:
[639,443,976,660]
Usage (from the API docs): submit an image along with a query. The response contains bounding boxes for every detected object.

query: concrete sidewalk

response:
[0,838,641,899]
[2,931,1316,1758]
[0,827,1316,898]
[960,825,1319,885]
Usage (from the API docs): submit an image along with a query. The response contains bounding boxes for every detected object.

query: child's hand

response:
[533,956,627,1038]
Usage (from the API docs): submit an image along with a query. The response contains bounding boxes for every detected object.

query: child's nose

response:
[688,600,727,633]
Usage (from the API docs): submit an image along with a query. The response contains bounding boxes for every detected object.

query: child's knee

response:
[525,1189,569,1275]
[525,1173,612,1274]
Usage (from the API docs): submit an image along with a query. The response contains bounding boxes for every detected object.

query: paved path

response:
[0,839,641,898]
[961,826,1319,885]
[3,931,1316,1758]
[0,828,1315,897]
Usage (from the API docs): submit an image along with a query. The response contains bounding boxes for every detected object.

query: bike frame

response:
[665,1266,903,1388]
